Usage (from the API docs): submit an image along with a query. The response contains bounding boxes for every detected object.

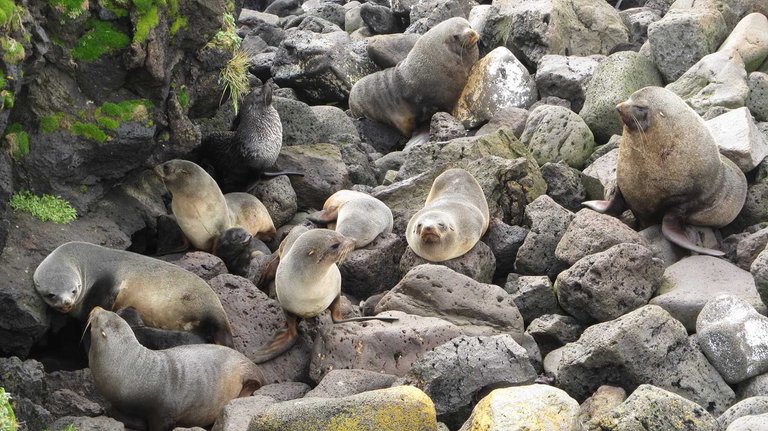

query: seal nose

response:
[463,28,480,47]
[616,102,625,114]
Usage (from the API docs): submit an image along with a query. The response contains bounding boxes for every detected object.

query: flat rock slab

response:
[399,240,496,284]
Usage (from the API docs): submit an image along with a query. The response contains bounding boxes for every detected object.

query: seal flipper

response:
[661,212,725,257]
[329,295,398,323]
[306,209,338,226]
[582,188,627,216]
[251,313,300,364]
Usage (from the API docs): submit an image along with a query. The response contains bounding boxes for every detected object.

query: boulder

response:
[514,195,574,279]
[304,369,399,398]
[748,72,768,122]
[534,55,600,113]
[525,314,584,358]
[339,233,407,299]
[579,385,627,427]
[540,162,588,212]
[399,241,496,284]
[275,144,349,210]
[719,397,768,430]
[520,105,597,169]
[504,275,561,324]
[718,13,768,73]
[706,107,768,172]
[481,219,528,280]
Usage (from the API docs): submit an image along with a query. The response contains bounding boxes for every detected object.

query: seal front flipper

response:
[661,212,725,257]
[329,295,398,323]
[582,189,627,215]
[251,313,300,364]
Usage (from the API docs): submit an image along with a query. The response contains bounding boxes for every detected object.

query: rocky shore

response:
[1,0,768,429]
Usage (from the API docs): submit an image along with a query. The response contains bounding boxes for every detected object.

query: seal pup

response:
[252,229,398,363]
[87,307,263,431]
[307,190,393,248]
[406,168,490,262]
[34,241,235,347]
[583,86,747,256]
[349,17,479,137]
[213,227,272,277]
[155,159,276,252]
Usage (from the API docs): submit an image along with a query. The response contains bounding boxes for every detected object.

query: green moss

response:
[0,0,14,27]
[167,0,177,15]
[133,5,158,43]
[49,0,88,19]
[169,16,187,36]
[40,113,64,133]
[99,0,129,17]
[205,13,240,53]
[0,388,18,431]
[62,424,77,431]
[177,85,188,108]
[98,99,152,122]
[132,0,153,14]
[0,75,5,90]
[96,116,119,130]
[72,21,131,62]
[72,121,108,143]
[1,37,25,64]
[99,102,121,117]
[1,90,13,110]
[4,123,29,160]
[10,191,78,224]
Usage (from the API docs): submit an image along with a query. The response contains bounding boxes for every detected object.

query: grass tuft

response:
[40,113,64,133]
[72,20,130,61]
[10,191,78,223]
[1,37,25,64]
[0,388,17,431]
[133,5,158,43]
[4,123,29,160]
[219,48,250,115]
[49,0,87,19]
[72,121,108,143]
[204,13,240,53]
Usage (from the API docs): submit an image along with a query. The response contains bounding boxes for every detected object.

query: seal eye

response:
[330,242,340,250]
[45,293,56,299]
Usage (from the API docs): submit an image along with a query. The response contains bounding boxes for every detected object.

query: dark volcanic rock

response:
[400,240,496,284]
[339,233,407,299]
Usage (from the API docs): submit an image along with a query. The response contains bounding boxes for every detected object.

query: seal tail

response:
[261,171,304,177]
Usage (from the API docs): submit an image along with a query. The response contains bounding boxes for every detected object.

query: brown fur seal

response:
[583,86,747,256]
[406,168,490,262]
[307,190,393,248]
[155,159,276,251]
[213,227,271,277]
[87,307,263,431]
[349,17,479,136]
[252,228,397,363]
[34,241,235,347]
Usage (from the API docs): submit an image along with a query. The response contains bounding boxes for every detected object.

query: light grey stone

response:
[514,195,574,279]
[727,413,768,431]
[505,274,560,324]
[579,385,627,428]
[706,107,768,172]
[535,55,599,112]
[520,105,596,169]
[718,13,768,73]
[619,7,662,46]
[305,369,398,398]
[748,72,768,122]
[719,397,768,430]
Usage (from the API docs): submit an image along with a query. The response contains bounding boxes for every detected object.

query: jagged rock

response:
[555,208,649,266]
[579,385,627,427]
[557,305,735,415]
[697,295,768,384]
[254,382,311,401]
[399,241,496,284]
[525,314,584,358]
[429,112,467,142]
[520,105,596,169]
[534,55,600,112]
[505,275,560,324]
[707,107,768,172]
[339,142,377,186]
[272,97,326,147]
[275,144,349,210]
[47,389,104,417]
[360,3,399,34]
[406,0,474,34]
[247,386,437,430]
[304,369,398,398]
[481,219,528,280]
[246,175,298,229]
[579,51,664,143]
[406,335,537,427]
[650,256,766,332]
[587,384,718,431]
[719,397,768,430]
[582,145,618,196]
[475,107,529,138]
[162,251,228,281]
[514,195,574,279]
[303,1,346,28]
[718,13,768,73]
[540,162,588,212]
[453,47,537,128]
[734,227,768,270]
[339,233,406,299]
[748,72,768,122]
[619,7,661,46]
[731,180,768,232]
[376,264,524,337]
[458,385,581,431]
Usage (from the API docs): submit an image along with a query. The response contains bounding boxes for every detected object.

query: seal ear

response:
[263,83,273,106]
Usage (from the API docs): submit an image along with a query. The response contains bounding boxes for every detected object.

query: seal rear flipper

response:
[662,213,725,257]
[306,210,337,226]
[329,295,398,323]
[251,314,299,364]
[582,189,627,215]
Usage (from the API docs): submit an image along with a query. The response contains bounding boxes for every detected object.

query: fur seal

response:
[155,159,276,252]
[349,17,479,137]
[307,190,393,248]
[583,86,747,256]
[252,228,397,362]
[34,241,235,347]
[87,307,263,431]
[213,227,271,277]
[406,168,490,262]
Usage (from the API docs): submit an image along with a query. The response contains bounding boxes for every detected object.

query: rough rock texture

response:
[212,395,277,431]
[535,55,600,112]
[304,369,399,398]
[579,385,627,427]
[514,195,574,279]
[526,314,584,358]
[339,233,406,299]
[753,248,768,306]
[718,13,768,73]
[748,72,768,122]
[481,219,529,280]
[399,241,496,284]
[727,413,768,431]
[247,175,299,229]
[706,107,768,172]
[275,144,349,210]
[520,105,597,169]
[555,209,649,266]
[557,305,735,415]
[505,275,560,324]
[541,162,589,212]
[719,397,768,430]
[50,416,126,431]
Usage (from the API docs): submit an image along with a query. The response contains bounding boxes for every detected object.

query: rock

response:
[475,107,529,138]
[376,265,524,337]
[247,386,437,430]
[212,396,277,431]
[520,104,597,169]
[620,7,661,46]
[525,314,584,358]
[697,295,768,384]
[735,227,768,270]
[514,195,574,279]
[737,374,768,400]
[719,397,768,430]
[406,0,474,34]
[556,243,663,323]
[312,105,361,146]
[406,335,537,427]
[360,3,399,34]
[505,274,560,324]
[275,144,349,210]
[494,0,629,68]
[718,13,768,73]
[555,208,649,266]
[365,33,419,69]
[305,369,398,398]
[707,107,768,172]
[582,147,618,196]
[540,162,587,212]
[339,233,406,299]
[453,47,537,128]
[535,55,600,112]
[207,274,311,384]
[303,2,346,28]
[51,416,125,431]
[345,3,364,33]
[429,112,467,142]
[458,385,581,431]
[752,248,768,304]
[732,180,768,232]
[587,384,718,430]
[727,413,768,431]
[557,305,735,415]
[399,241,496,284]
[162,251,227,280]
[648,9,727,83]
[246,175,298,229]
[309,311,497,381]
[45,368,108,412]
[579,51,664,143]
[748,72,768,122]
[47,389,104,417]
[265,0,302,17]
[666,50,749,117]
[272,97,326,147]
[579,385,627,427]
[481,219,528,281]
[0,357,46,404]
[254,382,311,401]
[650,256,766,332]
[340,142,377,186]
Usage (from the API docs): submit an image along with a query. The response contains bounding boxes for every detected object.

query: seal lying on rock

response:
[252,228,397,363]
[34,241,235,347]
[406,168,490,262]
[87,307,263,431]
[155,159,276,252]
[349,17,479,136]
[583,86,747,256]
[307,190,393,248]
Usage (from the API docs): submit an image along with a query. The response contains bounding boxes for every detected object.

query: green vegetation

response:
[99,0,129,17]
[72,121,108,143]
[220,48,249,115]
[4,123,28,160]
[40,113,64,133]
[62,424,77,431]
[177,84,188,108]
[204,13,240,53]
[1,37,25,64]
[169,15,187,36]
[10,191,78,223]
[49,0,88,19]
[133,5,158,43]
[39,98,153,142]
[0,0,15,27]
[1,90,12,110]
[0,388,17,431]
[72,20,131,61]
[96,116,120,130]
